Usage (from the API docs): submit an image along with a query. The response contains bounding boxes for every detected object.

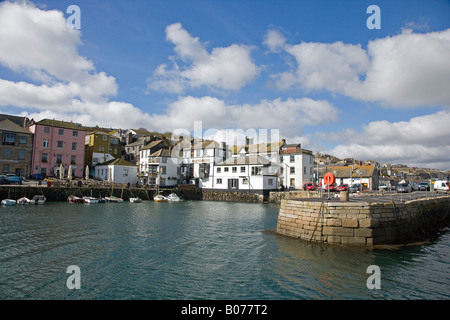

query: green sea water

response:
[0,201,448,300]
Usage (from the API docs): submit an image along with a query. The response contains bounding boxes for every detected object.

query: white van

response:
[433,180,450,193]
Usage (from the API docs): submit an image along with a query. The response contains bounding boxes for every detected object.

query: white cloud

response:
[147,22,260,93]
[328,110,450,170]
[268,28,450,108]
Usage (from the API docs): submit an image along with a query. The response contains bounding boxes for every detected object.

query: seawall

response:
[276,195,450,247]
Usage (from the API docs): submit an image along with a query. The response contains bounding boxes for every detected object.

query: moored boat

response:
[17,197,31,205]
[167,193,183,201]
[129,197,142,203]
[68,195,84,203]
[83,196,99,204]
[30,195,46,205]
[154,194,168,202]
[105,196,123,203]
[1,199,16,206]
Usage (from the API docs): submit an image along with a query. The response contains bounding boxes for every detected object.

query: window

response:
[58,128,64,135]
[232,167,237,173]
[18,149,25,160]
[268,178,274,185]
[251,166,261,175]
[160,166,166,175]
[2,164,9,173]
[57,141,63,149]
[224,167,229,172]
[290,155,295,163]
[44,127,50,134]
[3,133,15,145]
[19,136,26,144]
[242,178,248,184]
[240,166,246,173]
[56,154,62,163]
[43,139,49,148]
[73,130,78,137]
[42,153,48,162]
[162,157,167,163]
[72,142,77,151]
[304,166,306,174]
[103,135,107,141]
[217,167,221,173]
[123,168,128,177]
[216,178,222,184]
[4,148,11,158]
[71,155,76,164]
[290,167,295,174]
[229,178,238,189]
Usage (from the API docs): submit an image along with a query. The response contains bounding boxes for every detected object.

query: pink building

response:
[28,119,86,179]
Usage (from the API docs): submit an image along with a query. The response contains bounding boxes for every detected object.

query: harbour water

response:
[0,200,449,300]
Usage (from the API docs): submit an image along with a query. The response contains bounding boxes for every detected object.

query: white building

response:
[146,148,181,187]
[94,158,138,185]
[211,155,279,193]
[279,144,314,189]
[181,140,231,188]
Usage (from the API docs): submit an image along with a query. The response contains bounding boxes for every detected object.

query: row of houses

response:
[0,114,318,194]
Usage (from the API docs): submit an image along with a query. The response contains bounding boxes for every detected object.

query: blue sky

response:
[1,0,450,169]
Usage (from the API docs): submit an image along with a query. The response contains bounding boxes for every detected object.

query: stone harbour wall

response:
[276,195,450,247]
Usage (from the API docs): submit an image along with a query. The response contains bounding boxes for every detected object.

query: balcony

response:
[148,158,160,164]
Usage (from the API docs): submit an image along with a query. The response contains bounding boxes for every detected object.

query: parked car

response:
[397,183,412,193]
[0,175,9,185]
[323,184,336,192]
[336,184,349,191]
[379,183,390,191]
[418,182,430,191]
[303,183,317,191]
[410,182,419,191]
[5,174,24,185]
[349,183,366,193]
[433,180,450,193]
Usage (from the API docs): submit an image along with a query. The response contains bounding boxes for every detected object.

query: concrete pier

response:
[276,194,450,247]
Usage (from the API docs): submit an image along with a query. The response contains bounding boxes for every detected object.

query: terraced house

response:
[0,119,33,177]
[27,119,87,179]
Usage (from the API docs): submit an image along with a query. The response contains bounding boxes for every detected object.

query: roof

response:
[320,165,376,178]
[0,114,30,127]
[96,158,137,167]
[0,119,33,135]
[232,141,285,155]
[140,139,170,150]
[216,155,276,166]
[192,140,224,150]
[150,148,171,157]
[34,119,87,131]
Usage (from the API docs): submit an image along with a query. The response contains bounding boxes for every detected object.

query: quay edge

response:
[276,195,450,247]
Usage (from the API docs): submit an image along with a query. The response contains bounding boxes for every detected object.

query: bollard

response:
[340,190,349,202]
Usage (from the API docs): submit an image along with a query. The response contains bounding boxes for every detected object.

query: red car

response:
[304,183,317,191]
[323,184,336,192]
[336,184,349,191]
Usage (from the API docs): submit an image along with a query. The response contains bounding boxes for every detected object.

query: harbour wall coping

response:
[276,196,450,247]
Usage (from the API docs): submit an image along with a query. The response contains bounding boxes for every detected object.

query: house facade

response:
[28,119,86,179]
[211,155,278,193]
[85,130,121,167]
[94,158,138,185]
[0,119,33,177]
[320,165,379,190]
[279,144,315,189]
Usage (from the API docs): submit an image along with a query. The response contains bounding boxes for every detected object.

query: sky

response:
[0,0,449,170]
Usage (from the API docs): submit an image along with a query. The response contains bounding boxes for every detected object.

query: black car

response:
[0,175,9,185]
[418,182,430,191]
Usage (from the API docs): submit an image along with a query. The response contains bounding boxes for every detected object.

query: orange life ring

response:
[324,172,335,186]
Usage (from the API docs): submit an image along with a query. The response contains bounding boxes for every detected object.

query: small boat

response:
[129,197,142,203]
[17,197,31,205]
[154,194,168,202]
[83,196,99,204]
[1,199,16,206]
[98,197,106,203]
[167,193,183,201]
[30,195,46,205]
[105,196,124,203]
[68,195,84,203]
